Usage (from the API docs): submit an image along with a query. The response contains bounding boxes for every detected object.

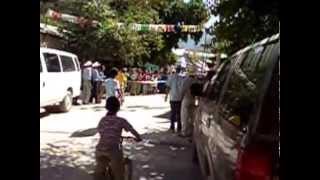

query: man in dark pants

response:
[165,66,185,133]
[90,62,103,104]
[81,61,93,105]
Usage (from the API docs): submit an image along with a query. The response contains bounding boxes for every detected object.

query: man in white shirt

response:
[165,66,185,133]
[105,68,123,103]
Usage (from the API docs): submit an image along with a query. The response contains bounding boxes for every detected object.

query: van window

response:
[60,55,76,72]
[74,57,80,71]
[218,46,267,128]
[256,61,279,136]
[40,58,42,73]
[206,61,231,100]
[43,53,61,72]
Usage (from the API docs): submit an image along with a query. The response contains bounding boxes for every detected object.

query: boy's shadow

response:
[70,128,97,137]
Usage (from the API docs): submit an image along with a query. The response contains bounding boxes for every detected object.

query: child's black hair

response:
[105,96,120,114]
[109,68,118,78]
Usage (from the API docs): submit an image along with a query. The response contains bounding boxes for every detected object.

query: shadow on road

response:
[40,111,50,118]
[80,105,105,112]
[126,105,168,110]
[41,129,201,180]
[153,111,171,119]
[40,141,96,180]
[129,130,202,180]
[70,128,97,138]
[41,165,92,180]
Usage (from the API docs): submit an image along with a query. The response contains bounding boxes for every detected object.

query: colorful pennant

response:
[45,9,204,33]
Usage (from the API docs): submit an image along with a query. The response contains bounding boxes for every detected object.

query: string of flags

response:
[45,9,203,33]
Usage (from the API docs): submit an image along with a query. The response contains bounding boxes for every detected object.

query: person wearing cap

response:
[90,62,103,104]
[165,65,185,133]
[81,61,93,105]
[179,66,198,137]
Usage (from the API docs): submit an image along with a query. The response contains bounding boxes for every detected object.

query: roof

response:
[40,23,65,38]
[40,47,77,57]
[233,33,280,57]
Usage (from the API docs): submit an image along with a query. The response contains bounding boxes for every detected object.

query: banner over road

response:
[45,9,204,33]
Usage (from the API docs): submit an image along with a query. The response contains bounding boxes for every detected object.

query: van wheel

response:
[72,97,80,105]
[59,92,73,112]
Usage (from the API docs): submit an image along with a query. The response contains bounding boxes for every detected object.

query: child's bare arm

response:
[123,120,142,141]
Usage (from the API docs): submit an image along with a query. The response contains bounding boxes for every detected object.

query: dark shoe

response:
[168,128,175,133]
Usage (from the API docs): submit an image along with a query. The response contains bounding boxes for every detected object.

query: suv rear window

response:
[60,55,76,72]
[43,53,61,72]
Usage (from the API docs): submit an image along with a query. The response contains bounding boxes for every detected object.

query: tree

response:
[40,0,208,67]
[210,0,279,55]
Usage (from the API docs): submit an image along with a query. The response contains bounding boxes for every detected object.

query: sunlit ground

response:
[40,94,201,180]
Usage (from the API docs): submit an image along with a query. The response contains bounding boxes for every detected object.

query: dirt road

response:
[40,94,202,180]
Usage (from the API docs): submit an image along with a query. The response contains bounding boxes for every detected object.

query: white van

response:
[40,48,81,112]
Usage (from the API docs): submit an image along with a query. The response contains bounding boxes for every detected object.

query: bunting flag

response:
[46,9,99,27]
[45,9,203,33]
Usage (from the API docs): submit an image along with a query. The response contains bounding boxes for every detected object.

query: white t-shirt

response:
[105,78,120,99]
[166,74,185,102]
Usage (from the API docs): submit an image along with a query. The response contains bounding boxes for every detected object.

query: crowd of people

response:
[80,59,217,138]
[80,61,177,106]
[80,59,217,180]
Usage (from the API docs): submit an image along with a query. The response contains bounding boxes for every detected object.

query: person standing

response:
[151,71,160,93]
[165,66,185,133]
[137,69,145,95]
[116,68,127,97]
[123,68,130,93]
[81,61,93,105]
[105,68,123,104]
[130,68,139,95]
[90,62,103,104]
[143,70,151,94]
[158,68,168,93]
[98,65,106,98]
[180,68,198,137]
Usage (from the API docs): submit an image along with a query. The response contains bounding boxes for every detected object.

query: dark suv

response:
[193,34,279,180]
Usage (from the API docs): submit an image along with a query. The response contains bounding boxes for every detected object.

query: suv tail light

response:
[235,143,272,180]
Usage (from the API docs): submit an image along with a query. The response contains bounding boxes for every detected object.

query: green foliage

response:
[211,0,279,55]
[40,0,207,67]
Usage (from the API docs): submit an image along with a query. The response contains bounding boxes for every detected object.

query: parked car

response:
[40,47,81,112]
[193,33,279,180]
